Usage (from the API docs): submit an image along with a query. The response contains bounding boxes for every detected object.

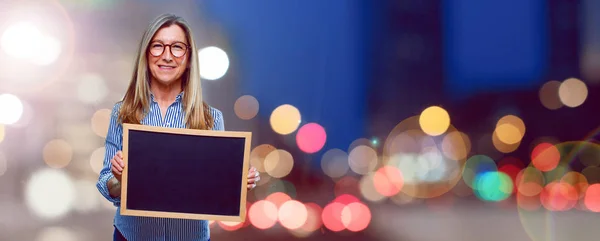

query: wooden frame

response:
[120,123,251,222]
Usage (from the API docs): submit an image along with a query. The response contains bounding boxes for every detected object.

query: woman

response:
[96,13,260,241]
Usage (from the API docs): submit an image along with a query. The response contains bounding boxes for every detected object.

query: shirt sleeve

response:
[212,107,225,131]
[96,102,123,205]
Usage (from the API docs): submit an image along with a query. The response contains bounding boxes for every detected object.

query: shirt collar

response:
[150,91,184,103]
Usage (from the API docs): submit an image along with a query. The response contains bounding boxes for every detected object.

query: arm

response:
[96,103,124,204]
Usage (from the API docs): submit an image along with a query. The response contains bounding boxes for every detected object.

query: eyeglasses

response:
[148,41,189,58]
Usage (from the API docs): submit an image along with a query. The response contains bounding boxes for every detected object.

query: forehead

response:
[152,24,187,43]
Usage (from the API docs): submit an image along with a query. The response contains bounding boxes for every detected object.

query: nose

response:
[161,46,173,62]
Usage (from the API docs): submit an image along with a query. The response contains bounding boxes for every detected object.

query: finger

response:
[117,151,123,159]
[247,184,256,189]
[248,175,261,184]
[112,158,123,171]
[115,156,124,167]
[247,170,260,179]
[111,165,122,175]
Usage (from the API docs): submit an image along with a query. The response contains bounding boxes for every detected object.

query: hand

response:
[247,167,260,190]
[111,151,125,182]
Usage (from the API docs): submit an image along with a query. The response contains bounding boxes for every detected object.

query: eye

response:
[173,44,185,50]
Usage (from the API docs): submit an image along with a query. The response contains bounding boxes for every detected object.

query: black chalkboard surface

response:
[120,123,251,222]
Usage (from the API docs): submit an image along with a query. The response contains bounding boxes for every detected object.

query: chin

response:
[155,78,178,85]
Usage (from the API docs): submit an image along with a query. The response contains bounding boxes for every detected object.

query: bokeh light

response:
[25,168,75,220]
[584,184,600,212]
[1,21,43,60]
[234,95,259,120]
[42,139,73,169]
[495,115,525,145]
[498,156,524,193]
[558,77,588,108]
[492,130,520,153]
[73,179,100,213]
[266,192,292,209]
[89,147,105,174]
[321,202,346,232]
[35,226,77,241]
[296,203,322,234]
[341,202,371,232]
[250,144,277,173]
[264,149,294,178]
[10,100,33,128]
[530,142,560,172]
[373,165,404,197]
[0,124,4,144]
[29,35,62,66]
[348,145,378,175]
[91,108,111,138]
[441,131,471,161]
[359,172,386,202]
[419,106,450,136]
[321,148,349,179]
[296,123,326,154]
[540,181,577,211]
[473,171,513,202]
[0,152,7,177]
[561,171,589,199]
[76,73,109,104]
[383,116,467,199]
[270,104,301,135]
[538,80,563,110]
[0,93,24,125]
[516,167,545,197]
[348,138,375,153]
[218,220,244,231]
[278,200,308,230]
[463,155,497,189]
[248,200,278,229]
[198,46,230,80]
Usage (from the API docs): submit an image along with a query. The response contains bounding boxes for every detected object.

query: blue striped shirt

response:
[96,92,224,241]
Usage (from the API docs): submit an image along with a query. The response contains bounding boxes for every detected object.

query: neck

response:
[149,79,183,103]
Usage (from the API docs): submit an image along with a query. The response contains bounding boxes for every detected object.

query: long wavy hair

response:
[118,13,214,129]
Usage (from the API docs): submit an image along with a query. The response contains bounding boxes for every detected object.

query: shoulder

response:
[207,105,225,131]
[109,101,124,119]
[208,105,223,119]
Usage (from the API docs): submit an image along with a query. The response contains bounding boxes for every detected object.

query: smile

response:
[158,65,176,69]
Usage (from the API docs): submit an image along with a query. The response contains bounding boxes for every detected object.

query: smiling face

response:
[147,24,190,87]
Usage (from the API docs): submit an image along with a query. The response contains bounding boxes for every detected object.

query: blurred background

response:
[0,0,599,240]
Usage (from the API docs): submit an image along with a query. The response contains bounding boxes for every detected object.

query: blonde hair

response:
[118,13,213,129]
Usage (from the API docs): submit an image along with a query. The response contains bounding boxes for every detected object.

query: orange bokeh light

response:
[341,202,371,232]
[531,143,560,172]
[540,182,577,211]
[584,184,600,212]
[266,192,292,209]
[373,166,404,197]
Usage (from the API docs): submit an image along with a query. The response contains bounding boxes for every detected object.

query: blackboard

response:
[120,123,251,222]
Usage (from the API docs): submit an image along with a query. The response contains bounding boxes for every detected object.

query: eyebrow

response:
[150,39,188,45]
